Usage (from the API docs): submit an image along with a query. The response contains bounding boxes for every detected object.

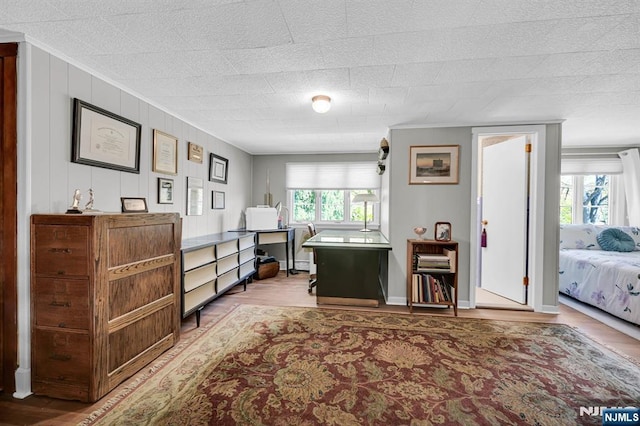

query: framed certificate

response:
[153,129,178,175]
[71,98,142,173]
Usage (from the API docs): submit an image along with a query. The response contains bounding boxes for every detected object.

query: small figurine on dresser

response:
[84,188,98,212]
[66,189,83,214]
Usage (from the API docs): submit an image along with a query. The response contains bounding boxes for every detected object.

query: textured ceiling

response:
[1,0,639,154]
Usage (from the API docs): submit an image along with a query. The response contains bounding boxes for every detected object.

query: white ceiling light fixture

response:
[311,95,331,113]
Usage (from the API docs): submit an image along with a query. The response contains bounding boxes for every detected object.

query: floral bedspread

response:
[559,249,640,325]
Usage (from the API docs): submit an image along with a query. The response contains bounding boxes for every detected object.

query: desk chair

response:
[307,223,317,294]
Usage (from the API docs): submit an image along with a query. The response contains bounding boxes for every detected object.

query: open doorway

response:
[470,125,547,312]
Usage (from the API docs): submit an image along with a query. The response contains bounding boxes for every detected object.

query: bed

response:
[559,224,640,326]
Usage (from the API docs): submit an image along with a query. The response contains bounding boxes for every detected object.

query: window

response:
[286,162,380,226]
[560,175,611,224]
[290,189,378,225]
[560,155,626,225]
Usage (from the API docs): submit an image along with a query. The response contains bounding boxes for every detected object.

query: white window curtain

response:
[618,148,640,226]
[285,162,380,189]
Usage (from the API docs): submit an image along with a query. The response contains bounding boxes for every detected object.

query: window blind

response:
[285,162,380,189]
[561,158,622,175]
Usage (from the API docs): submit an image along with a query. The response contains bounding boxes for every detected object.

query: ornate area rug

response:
[79,305,639,425]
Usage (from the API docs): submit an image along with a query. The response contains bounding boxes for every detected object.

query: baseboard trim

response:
[386,296,406,306]
[13,367,31,399]
[541,304,560,314]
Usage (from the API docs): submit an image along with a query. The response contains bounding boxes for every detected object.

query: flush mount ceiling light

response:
[311,95,331,113]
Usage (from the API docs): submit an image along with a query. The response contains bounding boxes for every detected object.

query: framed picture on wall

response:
[209,153,228,184]
[71,98,142,174]
[409,145,459,184]
[188,142,204,163]
[186,176,204,216]
[152,129,178,175]
[212,191,225,209]
[158,177,174,204]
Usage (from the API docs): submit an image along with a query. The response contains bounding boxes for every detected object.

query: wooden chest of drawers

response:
[30,213,181,402]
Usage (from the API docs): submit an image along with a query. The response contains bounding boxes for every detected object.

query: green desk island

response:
[302,230,392,307]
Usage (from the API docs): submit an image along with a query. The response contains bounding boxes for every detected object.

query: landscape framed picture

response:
[71,98,142,174]
[209,153,228,184]
[409,145,459,184]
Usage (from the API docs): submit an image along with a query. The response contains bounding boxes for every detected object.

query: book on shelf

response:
[443,248,456,273]
[411,273,452,304]
[414,253,451,271]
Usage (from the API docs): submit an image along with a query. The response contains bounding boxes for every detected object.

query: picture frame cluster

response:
[70,97,230,212]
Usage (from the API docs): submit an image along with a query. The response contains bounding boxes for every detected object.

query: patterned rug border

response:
[77,303,242,425]
[557,321,640,368]
[397,308,640,369]
[78,304,640,425]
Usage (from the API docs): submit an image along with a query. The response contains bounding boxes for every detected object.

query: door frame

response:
[470,125,546,312]
[1,42,18,394]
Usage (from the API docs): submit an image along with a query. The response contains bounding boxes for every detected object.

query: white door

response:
[480,136,529,304]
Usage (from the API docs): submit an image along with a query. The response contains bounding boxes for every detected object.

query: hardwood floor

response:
[1,271,638,425]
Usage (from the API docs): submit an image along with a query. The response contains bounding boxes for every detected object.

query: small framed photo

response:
[158,177,174,204]
[209,153,228,184]
[212,191,225,209]
[152,129,178,175]
[188,142,203,163]
[409,145,459,184]
[121,197,148,213]
[435,222,452,241]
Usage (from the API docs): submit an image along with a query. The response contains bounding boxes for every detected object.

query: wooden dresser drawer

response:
[34,277,89,330]
[33,330,90,385]
[34,225,89,276]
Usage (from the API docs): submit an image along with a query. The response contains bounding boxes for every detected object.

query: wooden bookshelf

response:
[406,239,458,315]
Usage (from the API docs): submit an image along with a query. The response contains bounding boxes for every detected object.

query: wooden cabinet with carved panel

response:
[30,213,181,402]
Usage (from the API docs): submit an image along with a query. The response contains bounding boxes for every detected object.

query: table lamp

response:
[352,193,379,232]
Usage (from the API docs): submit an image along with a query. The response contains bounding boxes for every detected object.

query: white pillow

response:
[559,224,599,250]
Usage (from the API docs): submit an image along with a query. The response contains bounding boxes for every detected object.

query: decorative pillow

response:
[596,228,636,252]
[611,226,640,251]
[559,224,599,249]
